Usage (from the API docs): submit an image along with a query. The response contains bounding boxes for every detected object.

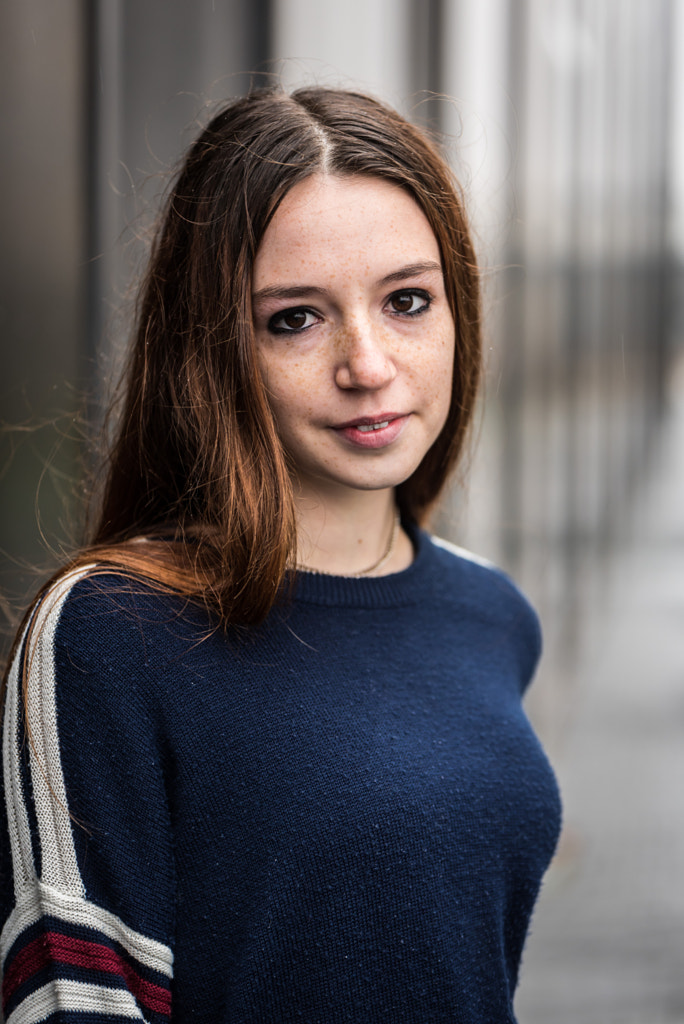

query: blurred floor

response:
[515,358,684,1024]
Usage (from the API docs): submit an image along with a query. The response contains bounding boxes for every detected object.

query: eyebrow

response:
[379,261,443,285]
[252,261,443,305]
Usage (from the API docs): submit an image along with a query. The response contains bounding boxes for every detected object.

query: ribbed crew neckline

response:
[290,524,433,609]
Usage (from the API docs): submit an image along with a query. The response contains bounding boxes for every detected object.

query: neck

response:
[293,486,413,577]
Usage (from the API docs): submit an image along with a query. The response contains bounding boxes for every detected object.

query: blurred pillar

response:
[0,0,85,622]
[84,0,272,400]
[410,0,445,129]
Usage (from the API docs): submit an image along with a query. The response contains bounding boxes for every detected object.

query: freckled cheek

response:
[259,357,325,427]
[425,336,455,423]
[412,333,454,385]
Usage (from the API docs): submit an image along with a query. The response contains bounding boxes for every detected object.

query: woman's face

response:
[252,174,455,503]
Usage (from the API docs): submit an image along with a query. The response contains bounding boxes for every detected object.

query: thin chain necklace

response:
[295,510,401,578]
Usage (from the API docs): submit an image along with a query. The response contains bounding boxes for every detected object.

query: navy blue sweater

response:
[0,530,560,1023]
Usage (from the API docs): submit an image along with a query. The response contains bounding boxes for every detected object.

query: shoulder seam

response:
[429,535,497,570]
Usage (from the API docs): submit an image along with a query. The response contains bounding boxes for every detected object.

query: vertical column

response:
[500,0,528,571]
[0,0,85,619]
[83,0,272,412]
[83,0,124,413]
[409,0,445,128]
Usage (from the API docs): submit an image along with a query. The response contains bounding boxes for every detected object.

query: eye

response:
[267,307,320,335]
[387,289,431,316]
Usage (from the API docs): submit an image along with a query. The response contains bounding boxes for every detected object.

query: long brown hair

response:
[38,87,483,628]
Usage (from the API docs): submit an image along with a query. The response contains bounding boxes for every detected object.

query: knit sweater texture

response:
[0,529,561,1023]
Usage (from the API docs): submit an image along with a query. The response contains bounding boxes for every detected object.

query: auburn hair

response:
[29,87,483,630]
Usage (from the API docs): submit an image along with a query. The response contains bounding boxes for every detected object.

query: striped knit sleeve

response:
[0,569,175,1024]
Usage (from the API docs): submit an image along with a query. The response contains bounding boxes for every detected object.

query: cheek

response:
[256,351,315,434]
[424,341,456,441]
[423,331,455,414]
[257,348,293,399]
[259,344,331,402]
[441,349,455,408]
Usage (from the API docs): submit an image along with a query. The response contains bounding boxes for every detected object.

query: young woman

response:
[0,88,561,1023]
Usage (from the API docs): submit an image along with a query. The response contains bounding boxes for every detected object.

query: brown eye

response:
[268,308,318,334]
[391,292,415,313]
[285,311,307,329]
[388,290,430,315]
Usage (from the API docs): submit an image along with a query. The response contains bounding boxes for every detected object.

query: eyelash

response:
[266,288,432,336]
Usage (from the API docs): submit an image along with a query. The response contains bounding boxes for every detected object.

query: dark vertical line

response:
[83,0,99,378]
[500,0,527,571]
[426,0,444,95]
[631,0,651,475]
[559,0,584,659]
[653,0,674,417]
[601,0,622,549]
[410,0,444,130]
[623,0,649,495]
[81,0,123,430]
[250,0,274,79]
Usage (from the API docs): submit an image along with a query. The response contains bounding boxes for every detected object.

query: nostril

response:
[335,336,396,391]
[335,355,396,391]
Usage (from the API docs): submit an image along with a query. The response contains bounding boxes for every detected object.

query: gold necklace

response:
[295,511,401,578]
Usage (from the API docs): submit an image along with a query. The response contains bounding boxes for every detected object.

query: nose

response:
[334,318,397,391]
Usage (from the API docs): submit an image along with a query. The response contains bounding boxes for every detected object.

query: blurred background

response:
[1,1,683,1020]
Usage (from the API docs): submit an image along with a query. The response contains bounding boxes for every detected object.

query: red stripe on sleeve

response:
[2,930,171,1016]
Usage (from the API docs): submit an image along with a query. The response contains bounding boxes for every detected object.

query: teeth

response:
[356,421,390,432]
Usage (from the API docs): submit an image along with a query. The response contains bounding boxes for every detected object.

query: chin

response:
[328,465,419,494]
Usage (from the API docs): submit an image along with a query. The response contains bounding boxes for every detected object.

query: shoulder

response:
[17,565,212,704]
[423,532,542,680]
[425,531,537,616]
[4,567,214,810]
[425,532,527,604]
[32,563,209,636]
[428,534,499,572]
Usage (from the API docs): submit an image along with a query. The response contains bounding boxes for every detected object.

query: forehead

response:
[253,174,441,288]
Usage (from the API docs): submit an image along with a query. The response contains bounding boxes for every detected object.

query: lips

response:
[333,413,409,449]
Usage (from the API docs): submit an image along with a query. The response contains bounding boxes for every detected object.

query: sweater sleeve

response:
[0,569,175,1024]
